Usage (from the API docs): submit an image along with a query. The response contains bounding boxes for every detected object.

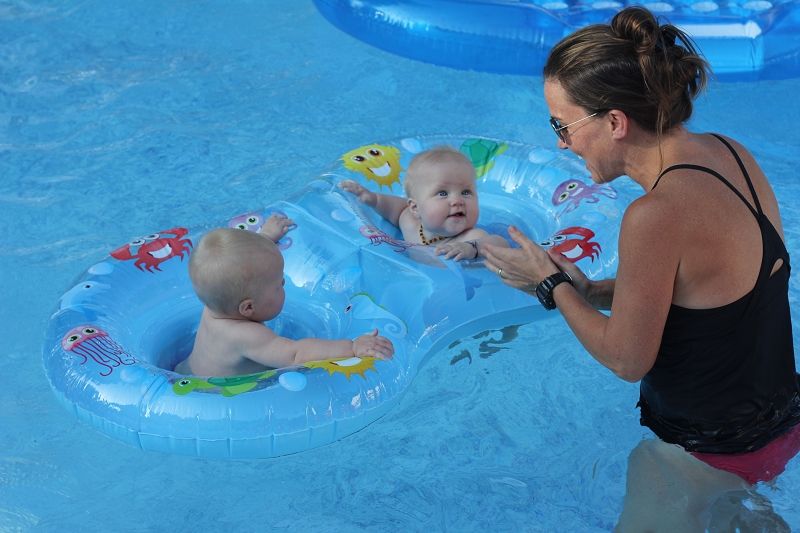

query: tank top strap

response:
[652,163,760,220]
[710,133,763,215]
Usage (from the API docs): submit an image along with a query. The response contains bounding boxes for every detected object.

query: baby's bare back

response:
[175,308,276,376]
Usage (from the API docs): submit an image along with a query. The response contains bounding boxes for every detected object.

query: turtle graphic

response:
[172,370,278,397]
[460,138,508,178]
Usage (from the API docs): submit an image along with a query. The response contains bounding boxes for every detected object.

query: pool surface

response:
[2,1,799,530]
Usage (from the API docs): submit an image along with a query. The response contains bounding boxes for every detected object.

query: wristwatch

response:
[535,271,573,310]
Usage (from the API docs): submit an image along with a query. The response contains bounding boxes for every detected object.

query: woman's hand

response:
[482,226,562,293]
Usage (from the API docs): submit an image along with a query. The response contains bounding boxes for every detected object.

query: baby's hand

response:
[259,213,295,243]
[352,328,394,359]
[435,240,479,261]
[338,180,377,207]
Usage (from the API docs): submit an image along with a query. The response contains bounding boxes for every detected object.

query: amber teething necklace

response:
[419,224,448,245]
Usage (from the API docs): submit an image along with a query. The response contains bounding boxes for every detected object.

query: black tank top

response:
[638,133,800,454]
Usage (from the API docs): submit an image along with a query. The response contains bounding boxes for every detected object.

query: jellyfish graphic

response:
[61,326,136,376]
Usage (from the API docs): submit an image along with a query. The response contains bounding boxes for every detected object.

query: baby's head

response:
[404,146,479,238]
[189,228,285,321]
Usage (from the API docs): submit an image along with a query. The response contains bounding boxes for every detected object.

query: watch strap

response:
[535,271,573,310]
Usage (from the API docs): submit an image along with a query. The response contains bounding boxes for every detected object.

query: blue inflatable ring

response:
[314,0,800,80]
[43,135,639,459]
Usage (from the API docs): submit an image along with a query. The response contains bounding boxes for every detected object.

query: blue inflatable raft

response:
[314,0,800,80]
[43,135,639,459]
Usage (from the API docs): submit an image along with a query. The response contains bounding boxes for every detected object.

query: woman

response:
[482,6,800,530]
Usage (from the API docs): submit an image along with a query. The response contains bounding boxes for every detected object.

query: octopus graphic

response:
[110,227,192,272]
[227,210,293,250]
[61,326,136,376]
[342,144,403,190]
[551,179,617,216]
[540,226,601,263]
[228,212,264,232]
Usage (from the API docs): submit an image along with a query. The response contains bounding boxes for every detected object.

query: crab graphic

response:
[539,226,601,263]
[110,227,192,272]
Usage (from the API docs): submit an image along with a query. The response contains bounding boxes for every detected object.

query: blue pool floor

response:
[2,1,800,530]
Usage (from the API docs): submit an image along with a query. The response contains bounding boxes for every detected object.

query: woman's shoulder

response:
[624,188,681,225]
[696,132,759,169]
[618,191,692,254]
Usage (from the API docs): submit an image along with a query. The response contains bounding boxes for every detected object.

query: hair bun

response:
[611,6,662,56]
[544,6,710,135]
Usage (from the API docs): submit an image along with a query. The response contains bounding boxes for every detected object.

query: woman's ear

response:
[608,109,629,140]
[238,298,255,318]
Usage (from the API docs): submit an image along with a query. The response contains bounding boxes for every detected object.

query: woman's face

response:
[544,79,616,184]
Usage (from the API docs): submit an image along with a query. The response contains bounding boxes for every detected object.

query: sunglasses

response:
[549,111,603,142]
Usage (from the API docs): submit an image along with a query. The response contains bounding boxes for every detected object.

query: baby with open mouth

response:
[339,145,508,261]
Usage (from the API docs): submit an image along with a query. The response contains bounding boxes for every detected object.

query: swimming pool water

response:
[2,1,799,530]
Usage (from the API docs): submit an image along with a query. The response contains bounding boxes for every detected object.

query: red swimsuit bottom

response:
[691,423,800,485]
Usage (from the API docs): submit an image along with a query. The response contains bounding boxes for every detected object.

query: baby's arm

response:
[258,213,295,242]
[245,325,394,368]
[435,229,509,260]
[338,180,408,226]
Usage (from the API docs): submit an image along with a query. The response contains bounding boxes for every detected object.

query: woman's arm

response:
[548,250,615,310]
[482,200,677,382]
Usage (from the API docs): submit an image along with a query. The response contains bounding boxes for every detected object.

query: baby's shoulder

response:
[200,314,272,344]
[230,318,274,337]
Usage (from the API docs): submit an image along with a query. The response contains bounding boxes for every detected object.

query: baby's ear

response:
[238,298,255,318]
[407,198,419,218]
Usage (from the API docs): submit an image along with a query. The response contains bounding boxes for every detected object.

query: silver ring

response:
[497,268,504,278]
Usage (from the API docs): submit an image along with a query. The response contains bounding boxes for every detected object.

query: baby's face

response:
[250,250,286,322]
[410,160,478,237]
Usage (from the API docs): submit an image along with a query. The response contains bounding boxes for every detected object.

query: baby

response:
[175,215,394,376]
[339,146,508,260]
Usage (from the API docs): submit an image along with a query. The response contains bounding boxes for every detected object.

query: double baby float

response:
[43,135,639,459]
[313,0,800,80]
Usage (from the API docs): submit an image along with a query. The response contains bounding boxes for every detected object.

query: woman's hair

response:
[404,145,474,197]
[543,6,710,137]
[189,228,280,315]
